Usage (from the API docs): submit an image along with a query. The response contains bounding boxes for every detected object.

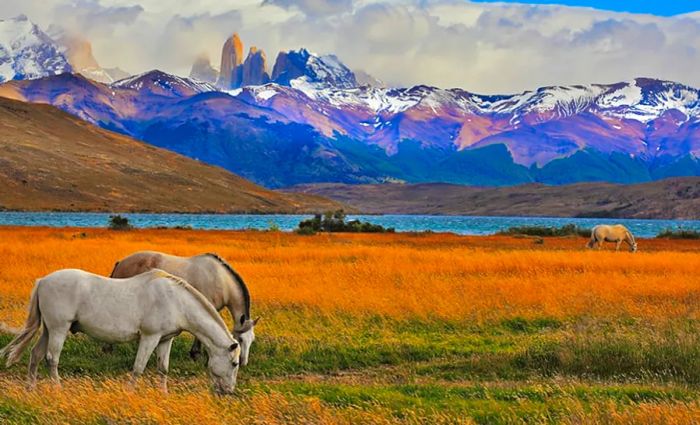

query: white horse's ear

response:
[253,316,261,326]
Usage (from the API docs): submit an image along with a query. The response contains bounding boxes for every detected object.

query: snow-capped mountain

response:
[112,70,216,97]
[271,48,358,89]
[4,69,698,187]
[0,15,71,82]
[0,21,698,188]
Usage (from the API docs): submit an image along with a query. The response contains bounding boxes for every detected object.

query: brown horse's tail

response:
[0,280,42,367]
[109,261,120,278]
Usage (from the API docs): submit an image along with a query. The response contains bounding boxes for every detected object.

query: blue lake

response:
[0,212,698,237]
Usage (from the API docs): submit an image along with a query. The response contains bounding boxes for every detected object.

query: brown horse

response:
[110,251,258,365]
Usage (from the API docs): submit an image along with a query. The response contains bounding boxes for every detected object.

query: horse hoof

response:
[102,344,114,354]
[189,351,200,361]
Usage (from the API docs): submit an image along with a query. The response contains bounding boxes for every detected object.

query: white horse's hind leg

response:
[46,323,70,386]
[130,334,161,388]
[27,327,49,389]
[155,338,174,393]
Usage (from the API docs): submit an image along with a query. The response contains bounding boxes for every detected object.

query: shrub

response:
[656,228,700,239]
[296,210,394,235]
[108,215,133,230]
[498,224,589,237]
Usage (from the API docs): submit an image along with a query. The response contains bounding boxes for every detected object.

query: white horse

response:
[110,251,258,366]
[0,269,241,394]
[587,224,638,252]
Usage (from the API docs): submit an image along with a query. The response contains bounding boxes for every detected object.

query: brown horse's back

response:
[110,251,165,279]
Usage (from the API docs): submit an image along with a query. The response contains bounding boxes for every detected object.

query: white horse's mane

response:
[151,269,230,333]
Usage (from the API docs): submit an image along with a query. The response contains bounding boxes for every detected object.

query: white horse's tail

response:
[0,280,42,367]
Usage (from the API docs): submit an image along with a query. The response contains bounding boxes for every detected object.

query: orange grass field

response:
[1,226,700,424]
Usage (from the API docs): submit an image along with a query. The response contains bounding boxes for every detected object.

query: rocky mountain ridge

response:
[0,16,698,188]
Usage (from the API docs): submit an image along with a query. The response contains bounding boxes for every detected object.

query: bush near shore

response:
[497,224,590,237]
[656,228,700,239]
[297,210,395,235]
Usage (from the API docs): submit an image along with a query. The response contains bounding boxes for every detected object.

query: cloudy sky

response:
[3,0,700,93]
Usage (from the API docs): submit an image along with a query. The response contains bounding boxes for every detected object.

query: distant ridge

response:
[285,178,700,220]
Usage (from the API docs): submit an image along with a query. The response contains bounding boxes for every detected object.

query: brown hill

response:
[0,96,341,213]
[285,179,700,219]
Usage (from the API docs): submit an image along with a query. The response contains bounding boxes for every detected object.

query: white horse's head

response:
[208,341,240,395]
[235,315,259,367]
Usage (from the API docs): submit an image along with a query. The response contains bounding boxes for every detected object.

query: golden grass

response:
[0,376,470,425]
[1,226,699,424]
[1,227,699,326]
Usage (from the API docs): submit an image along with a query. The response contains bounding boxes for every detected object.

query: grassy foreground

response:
[0,227,699,424]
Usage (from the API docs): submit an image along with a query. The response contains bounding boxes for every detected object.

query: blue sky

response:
[470,0,700,16]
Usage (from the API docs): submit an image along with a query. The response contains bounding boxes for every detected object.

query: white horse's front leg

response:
[130,334,161,389]
[155,338,174,394]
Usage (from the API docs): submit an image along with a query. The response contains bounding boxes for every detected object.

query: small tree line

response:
[296,210,394,235]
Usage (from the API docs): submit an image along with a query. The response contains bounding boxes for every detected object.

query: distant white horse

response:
[587,224,638,252]
[110,251,258,366]
[0,269,241,394]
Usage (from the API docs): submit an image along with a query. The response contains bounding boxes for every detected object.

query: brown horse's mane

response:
[151,269,230,333]
[205,253,251,320]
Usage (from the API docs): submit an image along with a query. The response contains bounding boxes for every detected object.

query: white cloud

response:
[2,0,700,93]
[262,0,353,17]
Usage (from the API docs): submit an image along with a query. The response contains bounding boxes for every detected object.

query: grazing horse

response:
[587,224,638,252]
[110,251,258,366]
[0,269,241,394]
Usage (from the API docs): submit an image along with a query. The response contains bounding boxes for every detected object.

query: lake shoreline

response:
[1,212,699,237]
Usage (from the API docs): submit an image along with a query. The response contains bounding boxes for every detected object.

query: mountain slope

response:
[285,178,700,219]
[1,67,700,187]
[0,96,341,213]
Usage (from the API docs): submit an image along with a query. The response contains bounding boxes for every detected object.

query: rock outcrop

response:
[270,50,306,85]
[216,33,243,89]
[189,53,218,83]
[241,47,270,86]
[53,32,116,83]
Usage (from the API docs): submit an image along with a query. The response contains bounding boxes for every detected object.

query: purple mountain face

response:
[232,78,700,165]
[0,21,698,187]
